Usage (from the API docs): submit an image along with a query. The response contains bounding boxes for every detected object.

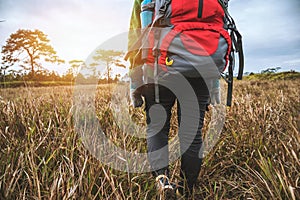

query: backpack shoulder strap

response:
[218,0,244,80]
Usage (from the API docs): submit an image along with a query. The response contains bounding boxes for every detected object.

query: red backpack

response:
[126,0,244,106]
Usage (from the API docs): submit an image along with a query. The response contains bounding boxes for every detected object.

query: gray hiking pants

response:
[142,73,209,190]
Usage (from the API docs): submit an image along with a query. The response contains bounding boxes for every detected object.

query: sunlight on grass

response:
[0,79,299,199]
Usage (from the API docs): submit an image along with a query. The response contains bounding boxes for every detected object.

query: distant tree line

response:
[0,70,122,84]
[244,67,298,76]
[1,29,126,85]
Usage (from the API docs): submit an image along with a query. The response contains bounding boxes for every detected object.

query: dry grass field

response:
[0,79,299,199]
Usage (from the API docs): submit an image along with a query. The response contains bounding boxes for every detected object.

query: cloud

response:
[230,0,300,71]
[1,0,299,74]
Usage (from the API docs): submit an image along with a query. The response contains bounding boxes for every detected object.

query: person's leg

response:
[178,109,206,194]
[143,84,176,177]
[177,76,209,195]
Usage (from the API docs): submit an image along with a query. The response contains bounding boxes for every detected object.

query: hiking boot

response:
[155,175,175,199]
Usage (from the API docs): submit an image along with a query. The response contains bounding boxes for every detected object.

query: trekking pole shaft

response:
[153,29,161,104]
[227,78,233,106]
[227,55,234,106]
[154,55,159,104]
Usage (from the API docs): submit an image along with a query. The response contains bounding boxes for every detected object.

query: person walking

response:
[126,0,236,198]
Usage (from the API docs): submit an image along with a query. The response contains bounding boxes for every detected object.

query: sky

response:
[0,0,300,76]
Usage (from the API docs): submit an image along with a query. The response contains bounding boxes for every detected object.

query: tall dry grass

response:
[0,79,299,199]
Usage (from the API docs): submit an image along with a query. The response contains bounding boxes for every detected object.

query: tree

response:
[1,29,64,77]
[91,49,125,83]
[0,65,9,82]
[261,67,281,74]
[64,59,87,83]
[69,59,84,77]
[114,73,121,82]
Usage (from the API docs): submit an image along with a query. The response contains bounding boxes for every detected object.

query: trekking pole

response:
[226,63,233,107]
[153,29,161,104]
[151,0,171,104]
[226,45,235,107]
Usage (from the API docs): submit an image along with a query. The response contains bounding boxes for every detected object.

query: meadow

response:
[0,78,299,199]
